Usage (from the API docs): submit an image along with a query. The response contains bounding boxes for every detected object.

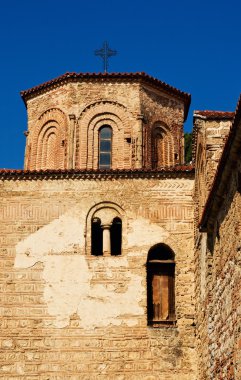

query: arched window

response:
[151,124,174,168]
[152,128,164,168]
[147,244,175,325]
[91,216,122,256]
[99,126,112,169]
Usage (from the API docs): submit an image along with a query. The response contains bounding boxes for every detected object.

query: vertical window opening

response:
[91,217,103,255]
[151,125,174,168]
[99,126,112,169]
[147,244,175,325]
[152,128,164,169]
[110,217,122,255]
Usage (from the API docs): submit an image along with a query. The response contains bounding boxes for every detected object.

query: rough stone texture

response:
[194,113,241,379]
[193,115,232,224]
[0,175,197,379]
[6,72,241,379]
[195,180,241,379]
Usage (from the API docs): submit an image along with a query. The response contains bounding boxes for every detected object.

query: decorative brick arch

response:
[37,124,58,170]
[151,122,174,168]
[85,201,126,255]
[77,101,132,169]
[29,108,67,170]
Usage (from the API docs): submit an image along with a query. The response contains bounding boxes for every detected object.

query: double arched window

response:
[147,244,175,324]
[99,126,112,169]
[91,216,122,256]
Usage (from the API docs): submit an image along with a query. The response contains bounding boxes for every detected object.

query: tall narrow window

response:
[99,126,112,169]
[152,129,164,169]
[151,124,174,168]
[110,217,122,255]
[147,244,175,325]
[91,217,103,255]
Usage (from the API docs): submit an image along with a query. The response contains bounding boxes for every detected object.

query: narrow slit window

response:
[152,128,165,169]
[110,217,122,255]
[91,217,103,255]
[99,126,112,169]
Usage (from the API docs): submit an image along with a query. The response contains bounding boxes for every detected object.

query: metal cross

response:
[95,41,117,73]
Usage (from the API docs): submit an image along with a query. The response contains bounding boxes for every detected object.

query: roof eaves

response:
[0,166,195,180]
[20,72,191,117]
[193,110,234,120]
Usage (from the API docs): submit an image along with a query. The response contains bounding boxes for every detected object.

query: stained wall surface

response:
[0,174,197,380]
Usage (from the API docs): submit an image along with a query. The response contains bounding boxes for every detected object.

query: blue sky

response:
[0,0,240,168]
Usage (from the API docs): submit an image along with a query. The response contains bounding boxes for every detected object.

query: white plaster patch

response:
[42,256,143,329]
[43,255,90,328]
[127,218,169,248]
[76,272,143,329]
[14,215,145,329]
[15,215,83,268]
[90,256,129,269]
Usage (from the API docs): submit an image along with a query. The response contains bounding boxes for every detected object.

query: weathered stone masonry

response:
[194,105,241,379]
[2,70,241,379]
[0,171,197,379]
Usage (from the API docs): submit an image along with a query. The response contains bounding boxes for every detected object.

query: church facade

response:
[0,72,240,379]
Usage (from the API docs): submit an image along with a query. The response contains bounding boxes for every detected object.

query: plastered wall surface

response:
[0,175,197,379]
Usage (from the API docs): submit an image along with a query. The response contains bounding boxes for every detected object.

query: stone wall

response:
[194,110,241,379]
[195,168,241,379]
[193,114,233,224]
[0,174,197,379]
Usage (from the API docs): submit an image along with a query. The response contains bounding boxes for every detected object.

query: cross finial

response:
[95,41,117,73]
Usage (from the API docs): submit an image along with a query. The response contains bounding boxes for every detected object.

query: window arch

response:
[151,124,174,168]
[99,125,112,169]
[29,108,67,170]
[86,202,125,256]
[147,244,175,325]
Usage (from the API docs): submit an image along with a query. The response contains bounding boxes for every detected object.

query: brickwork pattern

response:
[24,79,186,171]
[26,108,67,170]
[141,86,184,168]
[0,176,197,379]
